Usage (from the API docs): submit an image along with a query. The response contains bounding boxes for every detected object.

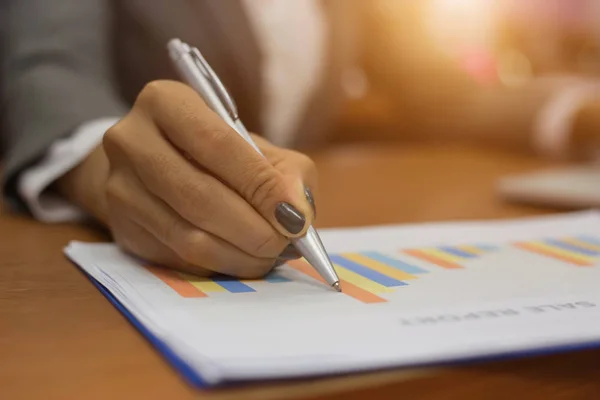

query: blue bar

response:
[544,239,599,256]
[438,246,476,259]
[330,255,407,287]
[577,236,600,246]
[361,251,427,274]
[264,272,292,283]
[212,276,256,293]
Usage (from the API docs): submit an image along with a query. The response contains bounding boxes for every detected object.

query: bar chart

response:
[402,244,498,270]
[146,243,500,304]
[145,266,292,299]
[514,236,600,266]
[146,237,600,304]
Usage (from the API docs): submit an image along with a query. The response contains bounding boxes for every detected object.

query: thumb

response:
[272,173,315,237]
[272,155,318,221]
[249,136,317,237]
[242,156,314,238]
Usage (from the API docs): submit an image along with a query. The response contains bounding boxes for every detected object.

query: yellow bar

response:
[343,253,417,281]
[563,238,600,252]
[334,264,395,294]
[420,248,464,263]
[457,245,485,255]
[178,273,227,292]
[527,242,595,264]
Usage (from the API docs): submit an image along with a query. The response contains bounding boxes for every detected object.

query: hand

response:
[57,80,318,278]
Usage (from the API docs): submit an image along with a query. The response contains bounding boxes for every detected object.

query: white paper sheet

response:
[64,211,600,385]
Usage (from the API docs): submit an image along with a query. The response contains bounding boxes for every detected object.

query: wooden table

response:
[3,144,600,400]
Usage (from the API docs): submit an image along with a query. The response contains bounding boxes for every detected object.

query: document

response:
[65,211,600,386]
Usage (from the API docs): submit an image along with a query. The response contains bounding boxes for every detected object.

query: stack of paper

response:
[65,211,600,387]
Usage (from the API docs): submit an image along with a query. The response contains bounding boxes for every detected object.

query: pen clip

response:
[189,47,239,120]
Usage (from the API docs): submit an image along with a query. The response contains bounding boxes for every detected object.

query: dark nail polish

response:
[275,202,306,235]
[304,187,316,218]
[278,243,301,260]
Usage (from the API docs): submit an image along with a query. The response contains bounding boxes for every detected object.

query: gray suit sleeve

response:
[1,0,128,211]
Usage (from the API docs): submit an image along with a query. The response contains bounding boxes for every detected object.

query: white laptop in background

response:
[498,166,600,209]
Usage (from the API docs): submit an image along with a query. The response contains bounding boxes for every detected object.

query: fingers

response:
[103,113,288,259]
[105,170,279,279]
[110,213,210,276]
[136,80,314,238]
[114,217,300,278]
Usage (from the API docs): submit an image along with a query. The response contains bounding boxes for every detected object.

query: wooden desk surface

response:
[3,144,600,400]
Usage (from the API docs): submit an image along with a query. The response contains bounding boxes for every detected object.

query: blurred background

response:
[338,0,600,145]
[427,0,600,84]
[3,1,600,157]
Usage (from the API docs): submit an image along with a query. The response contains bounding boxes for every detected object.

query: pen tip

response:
[332,282,342,292]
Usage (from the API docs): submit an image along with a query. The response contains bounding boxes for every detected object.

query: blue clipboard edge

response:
[71,262,600,389]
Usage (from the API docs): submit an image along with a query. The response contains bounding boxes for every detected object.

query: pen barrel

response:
[292,226,340,286]
[233,120,262,154]
[175,55,236,127]
[168,40,239,132]
[169,43,262,154]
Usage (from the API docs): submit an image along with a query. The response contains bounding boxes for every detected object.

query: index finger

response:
[137,80,314,237]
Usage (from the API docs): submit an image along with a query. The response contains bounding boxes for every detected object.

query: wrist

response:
[54,144,110,225]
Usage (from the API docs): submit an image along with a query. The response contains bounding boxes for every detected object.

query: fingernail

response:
[278,243,301,260]
[304,187,316,219]
[275,202,306,235]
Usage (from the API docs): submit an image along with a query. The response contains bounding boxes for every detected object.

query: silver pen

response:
[167,38,341,292]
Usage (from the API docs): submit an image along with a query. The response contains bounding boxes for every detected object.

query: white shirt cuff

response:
[17,117,120,223]
[534,81,600,159]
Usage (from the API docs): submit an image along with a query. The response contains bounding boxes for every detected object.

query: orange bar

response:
[286,259,387,304]
[338,280,388,304]
[403,249,463,269]
[514,243,592,267]
[146,265,207,298]
[287,259,326,283]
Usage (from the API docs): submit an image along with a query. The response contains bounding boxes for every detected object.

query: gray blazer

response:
[1,0,360,212]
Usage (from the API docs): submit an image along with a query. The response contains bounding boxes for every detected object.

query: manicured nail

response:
[304,187,316,219]
[275,202,306,235]
[278,243,301,260]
